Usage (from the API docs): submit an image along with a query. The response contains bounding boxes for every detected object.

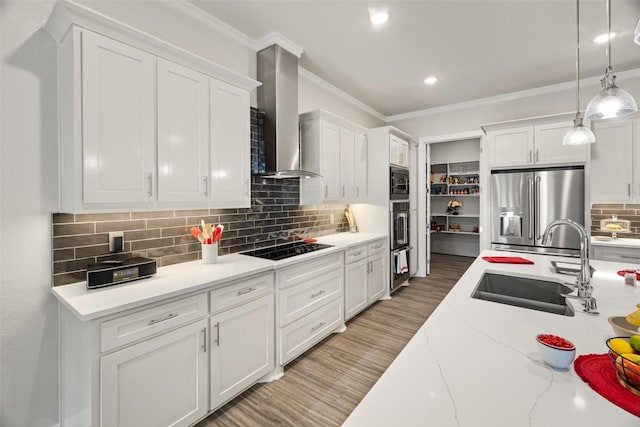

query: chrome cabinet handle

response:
[620,255,640,260]
[628,183,632,197]
[147,173,153,197]
[214,321,220,347]
[351,251,363,257]
[324,184,328,197]
[356,186,360,197]
[148,313,178,325]
[535,149,539,163]
[311,322,326,332]
[529,150,532,163]
[237,287,257,296]
[535,176,541,240]
[311,290,325,299]
[342,186,345,197]
[203,176,208,196]
[202,328,207,352]
[244,179,250,195]
[528,177,534,240]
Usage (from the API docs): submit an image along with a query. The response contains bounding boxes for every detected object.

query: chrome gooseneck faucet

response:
[541,219,598,315]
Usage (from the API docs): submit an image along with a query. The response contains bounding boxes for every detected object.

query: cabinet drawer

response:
[210,272,274,314]
[278,268,342,327]
[367,239,386,255]
[277,253,343,290]
[279,297,342,365]
[100,293,208,353]
[344,245,367,264]
[592,245,640,263]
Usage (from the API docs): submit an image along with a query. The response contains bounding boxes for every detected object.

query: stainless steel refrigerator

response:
[490,166,584,255]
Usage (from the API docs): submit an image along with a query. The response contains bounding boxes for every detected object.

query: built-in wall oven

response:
[390,166,410,200]
[390,201,410,292]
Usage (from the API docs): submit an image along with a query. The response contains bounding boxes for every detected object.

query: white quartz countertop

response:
[592,236,640,249]
[51,232,386,321]
[344,250,640,426]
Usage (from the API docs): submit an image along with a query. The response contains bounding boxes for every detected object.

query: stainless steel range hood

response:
[256,45,319,178]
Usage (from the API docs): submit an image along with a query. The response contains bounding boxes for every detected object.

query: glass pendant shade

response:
[585,69,638,119]
[563,116,596,145]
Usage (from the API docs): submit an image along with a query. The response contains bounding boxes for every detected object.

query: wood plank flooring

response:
[196,253,474,427]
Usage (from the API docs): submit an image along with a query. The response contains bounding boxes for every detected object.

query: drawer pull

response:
[202,328,207,352]
[350,251,363,257]
[237,287,257,296]
[620,255,640,260]
[147,313,178,326]
[214,322,220,347]
[310,322,326,332]
[310,290,326,299]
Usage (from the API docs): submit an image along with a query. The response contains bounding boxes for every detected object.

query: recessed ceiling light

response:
[368,8,389,25]
[593,32,616,43]
[424,76,438,85]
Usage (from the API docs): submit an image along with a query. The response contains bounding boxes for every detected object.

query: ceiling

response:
[190,0,640,117]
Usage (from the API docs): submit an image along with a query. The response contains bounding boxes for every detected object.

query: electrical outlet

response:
[109,231,124,252]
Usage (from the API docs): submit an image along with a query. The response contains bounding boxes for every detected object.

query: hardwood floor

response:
[196,253,474,427]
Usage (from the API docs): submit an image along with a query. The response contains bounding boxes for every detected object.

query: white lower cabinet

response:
[100,319,208,427]
[592,245,640,263]
[344,239,387,321]
[276,253,345,366]
[210,293,274,410]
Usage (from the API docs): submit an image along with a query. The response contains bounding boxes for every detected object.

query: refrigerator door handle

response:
[528,177,534,240]
[535,176,541,241]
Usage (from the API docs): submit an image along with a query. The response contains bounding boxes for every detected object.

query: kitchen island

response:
[344,250,640,426]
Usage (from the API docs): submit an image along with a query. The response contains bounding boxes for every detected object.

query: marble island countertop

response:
[344,249,640,426]
[51,232,386,321]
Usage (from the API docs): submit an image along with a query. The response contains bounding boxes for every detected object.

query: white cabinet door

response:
[321,120,341,201]
[534,121,588,165]
[100,319,208,427]
[82,30,156,204]
[340,128,356,201]
[210,79,251,207]
[488,126,533,168]
[344,259,368,321]
[157,59,209,203]
[354,133,368,201]
[210,294,274,410]
[367,251,387,303]
[592,119,634,203]
[390,135,409,168]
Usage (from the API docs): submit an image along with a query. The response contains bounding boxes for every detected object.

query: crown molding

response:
[166,0,255,49]
[387,68,640,123]
[298,67,386,122]
[255,32,304,57]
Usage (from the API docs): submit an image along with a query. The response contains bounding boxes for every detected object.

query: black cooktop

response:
[242,241,333,261]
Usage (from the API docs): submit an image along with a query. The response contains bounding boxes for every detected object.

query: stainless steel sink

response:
[471,273,575,317]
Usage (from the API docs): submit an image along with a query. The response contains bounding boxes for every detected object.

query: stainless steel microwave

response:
[390,166,409,200]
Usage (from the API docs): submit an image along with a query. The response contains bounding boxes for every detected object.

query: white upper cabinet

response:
[210,79,251,208]
[354,133,368,201]
[389,134,410,168]
[591,118,635,203]
[81,30,156,205]
[47,6,260,212]
[299,110,367,205]
[340,128,356,200]
[157,59,210,204]
[487,121,588,168]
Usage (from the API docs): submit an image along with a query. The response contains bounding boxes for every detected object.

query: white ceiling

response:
[190,0,640,117]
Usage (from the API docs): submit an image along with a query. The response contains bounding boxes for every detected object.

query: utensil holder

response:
[202,243,218,264]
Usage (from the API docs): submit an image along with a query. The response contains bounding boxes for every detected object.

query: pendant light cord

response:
[607,0,612,70]
[575,0,581,114]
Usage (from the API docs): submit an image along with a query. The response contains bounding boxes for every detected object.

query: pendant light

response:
[563,0,596,145]
[584,0,638,120]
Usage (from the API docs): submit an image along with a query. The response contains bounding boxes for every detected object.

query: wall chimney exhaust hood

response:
[256,44,319,178]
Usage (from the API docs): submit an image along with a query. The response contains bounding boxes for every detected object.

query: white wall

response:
[1,1,60,426]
